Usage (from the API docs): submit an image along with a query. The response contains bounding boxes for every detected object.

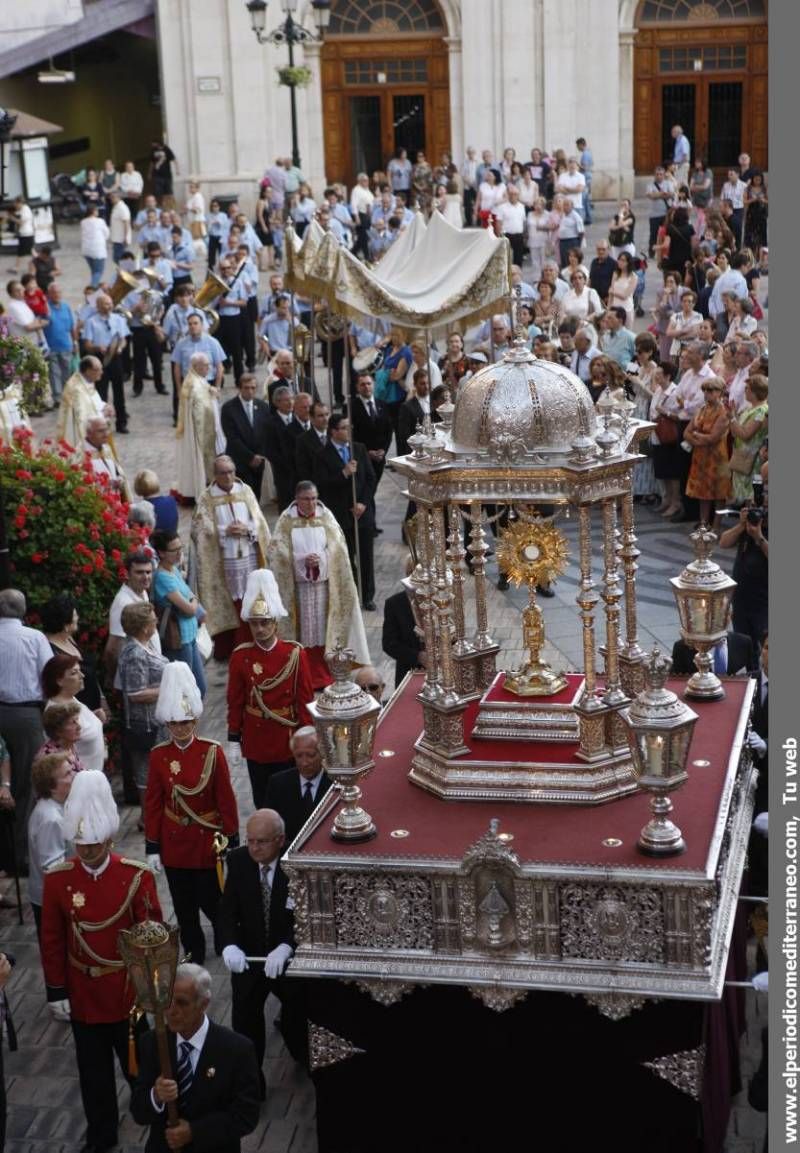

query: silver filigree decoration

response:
[469,984,529,1013]
[643,1044,706,1100]
[583,992,648,1020]
[560,884,664,963]
[461,819,522,874]
[308,1022,366,1070]
[354,979,414,1006]
[334,874,433,949]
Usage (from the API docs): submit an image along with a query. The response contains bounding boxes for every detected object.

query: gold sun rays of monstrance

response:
[496,519,570,697]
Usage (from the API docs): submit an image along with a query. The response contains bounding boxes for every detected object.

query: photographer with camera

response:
[719,478,768,651]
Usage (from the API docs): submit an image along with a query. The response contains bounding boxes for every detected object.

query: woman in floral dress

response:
[685,378,731,526]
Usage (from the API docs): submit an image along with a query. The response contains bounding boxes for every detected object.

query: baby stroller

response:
[51,172,83,222]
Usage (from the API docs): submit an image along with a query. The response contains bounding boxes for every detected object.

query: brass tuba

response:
[107,267,141,322]
[194,268,229,335]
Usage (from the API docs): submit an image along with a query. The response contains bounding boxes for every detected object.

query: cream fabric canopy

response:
[286,213,511,336]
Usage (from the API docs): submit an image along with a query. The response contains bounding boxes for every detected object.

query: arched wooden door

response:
[321,0,450,187]
[633,0,768,178]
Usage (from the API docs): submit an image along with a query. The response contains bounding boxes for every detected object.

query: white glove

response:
[753,811,769,837]
[226,741,242,768]
[146,853,162,873]
[752,971,769,993]
[747,730,767,757]
[264,943,294,979]
[48,998,71,1022]
[222,945,249,974]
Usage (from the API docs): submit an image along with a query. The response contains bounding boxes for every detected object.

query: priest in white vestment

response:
[57,355,113,448]
[82,415,130,501]
[190,454,271,659]
[268,479,370,688]
[174,351,225,501]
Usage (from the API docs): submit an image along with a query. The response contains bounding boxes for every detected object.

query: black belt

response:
[0,700,43,710]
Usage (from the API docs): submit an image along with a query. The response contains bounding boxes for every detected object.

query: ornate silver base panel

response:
[471,674,583,743]
[284,703,756,1012]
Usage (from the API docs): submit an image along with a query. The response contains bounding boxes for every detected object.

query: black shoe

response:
[132,385,143,397]
[143,373,153,381]
[155,386,168,395]
[497,575,509,591]
[363,602,377,612]
[116,426,129,435]
[536,584,556,598]
[374,526,383,535]
[635,306,645,318]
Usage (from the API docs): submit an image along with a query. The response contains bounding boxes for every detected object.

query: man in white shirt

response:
[12,196,35,274]
[671,125,691,186]
[106,550,161,681]
[555,159,587,219]
[0,588,53,868]
[720,167,748,248]
[667,341,715,421]
[80,204,110,288]
[708,252,749,319]
[349,172,374,260]
[646,166,677,256]
[108,190,132,263]
[495,184,526,266]
[727,341,759,413]
[570,327,601,383]
[5,280,48,346]
[557,198,585,268]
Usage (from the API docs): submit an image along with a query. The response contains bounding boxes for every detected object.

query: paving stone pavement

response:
[0,200,766,1151]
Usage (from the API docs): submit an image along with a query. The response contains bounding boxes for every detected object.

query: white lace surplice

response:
[291,523,329,647]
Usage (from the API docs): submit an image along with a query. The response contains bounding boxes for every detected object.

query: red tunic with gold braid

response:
[144,736,239,869]
[227,638,314,762]
[41,853,162,1023]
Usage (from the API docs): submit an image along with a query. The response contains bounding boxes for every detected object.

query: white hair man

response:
[268,479,371,689]
[218,808,305,1090]
[174,350,226,501]
[57,353,114,448]
[130,961,260,1147]
[190,454,271,660]
[83,413,130,500]
[264,725,332,847]
[42,771,162,1152]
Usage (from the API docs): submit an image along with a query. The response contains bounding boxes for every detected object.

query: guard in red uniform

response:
[42,770,162,1153]
[145,661,239,966]
[227,568,314,808]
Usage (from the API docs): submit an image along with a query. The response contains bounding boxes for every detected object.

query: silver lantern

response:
[307,647,381,842]
[620,647,699,857]
[670,524,736,700]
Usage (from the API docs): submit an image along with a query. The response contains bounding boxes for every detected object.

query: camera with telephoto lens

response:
[747,507,764,526]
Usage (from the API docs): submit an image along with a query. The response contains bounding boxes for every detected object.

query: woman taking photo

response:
[651,272,684,363]
[729,375,768,507]
[608,198,635,259]
[254,184,274,271]
[118,601,169,817]
[27,752,74,936]
[684,377,731,527]
[608,252,637,327]
[439,332,469,394]
[151,530,207,698]
[381,328,413,431]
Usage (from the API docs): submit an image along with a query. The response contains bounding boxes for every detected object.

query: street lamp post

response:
[245,0,331,171]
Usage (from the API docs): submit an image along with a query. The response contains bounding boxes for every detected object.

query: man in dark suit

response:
[265,386,298,510]
[350,371,394,491]
[671,630,755,677]
[383,582,425,688]
[313,412,377,610]
[295,399,330,483]
[220,373,271,498]
[218,809,302,1092]
[396,369,440,457]
[264,725,331,847]
[130,962,260,1153]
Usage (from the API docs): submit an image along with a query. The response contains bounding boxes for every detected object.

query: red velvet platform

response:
[299,671,751,873]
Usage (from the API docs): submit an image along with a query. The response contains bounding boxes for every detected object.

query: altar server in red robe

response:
[42,770,162,1153]
[226,568,314,809]
[145,661,239,965]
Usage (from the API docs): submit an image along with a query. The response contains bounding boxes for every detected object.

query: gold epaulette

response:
[120,856,149,870]
[45,859,74,873]
[233,641,255,653]
[151,739,172,750]
[196,737,221,747]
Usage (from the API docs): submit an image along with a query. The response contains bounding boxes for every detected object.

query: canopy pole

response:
[344,383,364,605]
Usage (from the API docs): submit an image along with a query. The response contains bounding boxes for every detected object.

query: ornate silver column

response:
[618,489,648,696]
[468,501,493,652]
[448,503,472,657]
[574,503,610,763]
[412,506,441,703]
[600,497,628,708]
[432,504,459,706]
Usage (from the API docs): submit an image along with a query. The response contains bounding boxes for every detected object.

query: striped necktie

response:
[176,1039,194,1100]
[303,780,315,815]
[260,865,272,938]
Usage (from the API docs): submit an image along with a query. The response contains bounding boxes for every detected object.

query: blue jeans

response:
[85,255,105,287]
[163,641,207,698]
[111,242,126,264]
[47,351,72,400]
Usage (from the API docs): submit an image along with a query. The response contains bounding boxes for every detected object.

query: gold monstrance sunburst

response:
[496,519,570,696]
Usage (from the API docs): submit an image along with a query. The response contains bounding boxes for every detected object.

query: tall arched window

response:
[328,0,443,37]
[638,0,765,23]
